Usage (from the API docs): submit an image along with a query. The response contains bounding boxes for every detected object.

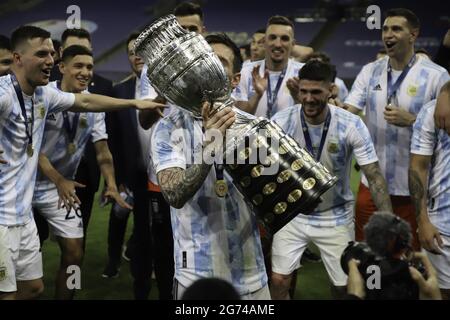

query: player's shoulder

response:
[417,56,448,75]
[240,59,264,73]
[289,59,304,71]
[156,106,191,130]
[272,104,299,121]
[331,104,362,124]
[418,99,437,118]
[359,57,387,75]
[0,74,13,94]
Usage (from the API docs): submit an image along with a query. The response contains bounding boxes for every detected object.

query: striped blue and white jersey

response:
[411,100,450,236]
[140,64,158,100]
[345,55,450,195]
[0,75,75,226]
[151,107,267,294]
[34,82,107,195]
[272,104,378,227]
[335,77,349,101]
[233,58,303,118]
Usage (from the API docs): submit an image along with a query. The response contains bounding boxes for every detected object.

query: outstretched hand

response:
[56,177,86,212]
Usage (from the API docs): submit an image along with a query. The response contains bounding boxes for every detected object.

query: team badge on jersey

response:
[35,103,46,119]
[327,139,339,154]
[407,84,418,97]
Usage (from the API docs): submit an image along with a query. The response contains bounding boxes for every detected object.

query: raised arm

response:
[157,103,235,209]
[235,65,268,115]
[69,93,166,113]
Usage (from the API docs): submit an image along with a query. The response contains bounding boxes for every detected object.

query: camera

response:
[340,212,421,299]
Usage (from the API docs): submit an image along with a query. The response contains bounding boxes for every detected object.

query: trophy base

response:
[224,118,338,236]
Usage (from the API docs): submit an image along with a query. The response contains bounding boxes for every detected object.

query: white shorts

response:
[0,219,43,293]
[33,188,83,239]
[271,221,354,286]
[425,233,450,289]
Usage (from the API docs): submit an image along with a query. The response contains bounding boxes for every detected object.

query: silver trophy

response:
[135,15,338,235]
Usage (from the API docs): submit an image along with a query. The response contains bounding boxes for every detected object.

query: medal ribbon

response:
[11,73,34,150]
[387,54,416,104]
[266,66,287,118]
[300,109,332,161]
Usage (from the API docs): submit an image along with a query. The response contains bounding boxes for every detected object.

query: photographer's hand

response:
[347,259,366,299]
[409,252,442,300]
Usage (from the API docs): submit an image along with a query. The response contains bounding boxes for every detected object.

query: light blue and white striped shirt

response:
[345,55,450,195]
[411,100,450,236]
[151,107,267,294]
[234,58,303,118]
[272,104,378,227]
[34,82,107,196]
[0,75,75,225]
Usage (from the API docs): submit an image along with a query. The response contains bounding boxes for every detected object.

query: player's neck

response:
[11,68,35,96]
[305,104,329,125]
[266,58,288,72]
[61,78,81,93]
[389,48,415,71]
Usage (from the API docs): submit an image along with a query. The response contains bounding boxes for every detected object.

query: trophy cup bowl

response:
[135,15,338,235]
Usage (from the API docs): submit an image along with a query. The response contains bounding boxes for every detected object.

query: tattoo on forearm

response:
[363,162,393,212]
[158,164,212,208]
[408,168,425,219]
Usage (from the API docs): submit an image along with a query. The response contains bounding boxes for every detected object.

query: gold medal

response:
[67,142,76,155]
[27,144,34,157]
[215,179,228,197]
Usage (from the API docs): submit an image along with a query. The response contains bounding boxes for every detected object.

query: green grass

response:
[40,163,361,300]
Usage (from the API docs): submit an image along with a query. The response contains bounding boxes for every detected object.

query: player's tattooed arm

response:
[409,153,444,254]
[157,164,212,209]
[408,154,432,220]
[360,161,393,212]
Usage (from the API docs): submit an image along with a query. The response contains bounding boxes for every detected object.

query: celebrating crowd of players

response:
[1,2,450,300]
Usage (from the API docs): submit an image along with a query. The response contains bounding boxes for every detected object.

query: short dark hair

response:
[0,35,11,51]
[181,278,240,300]
[11,25,51,51]
[307,51,331,64]
[298,60,336,83]
[385,8,420,30]
[126,32,140,52]
[174,2,203,21]
[61,45,93,62]
[61,28,91,47]
[267,15,294,30]
[205,33,242,74]
[254,28,266,34]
